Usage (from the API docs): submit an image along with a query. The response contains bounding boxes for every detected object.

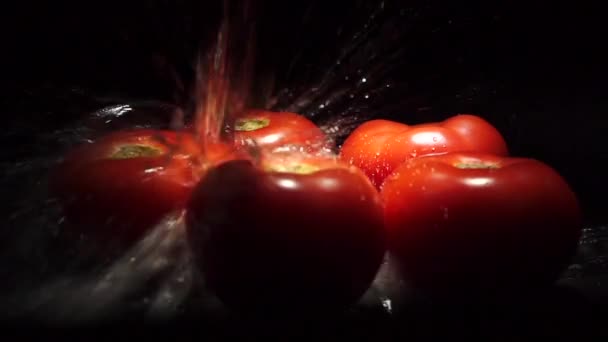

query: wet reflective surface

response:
[0,100,606,336]
[2,0,608,338]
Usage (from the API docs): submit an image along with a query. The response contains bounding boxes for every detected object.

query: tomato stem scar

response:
[266,163,321,174]
[235,118,271,131]
[111,145,163,159]
[454,162,500,169]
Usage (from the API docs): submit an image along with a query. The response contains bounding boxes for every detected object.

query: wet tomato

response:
[186,153,385,316]
[233,109,333,154]
[50,129,234,244]
[381,152,581,296]
[340,114,508,188]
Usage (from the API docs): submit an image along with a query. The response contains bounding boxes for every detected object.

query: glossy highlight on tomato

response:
[50,129,233,244]
[186,153,386,316]
[340,114,508,188]
[381,152,582,295]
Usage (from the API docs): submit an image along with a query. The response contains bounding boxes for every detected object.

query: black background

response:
[1,0,607,338]
[2,1,606,223]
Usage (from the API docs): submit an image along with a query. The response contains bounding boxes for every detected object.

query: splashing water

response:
[189,0,433,149]
[5,212,196,323]
[191,0,256,155]
[265,1,416,144]
[1,0,606,325]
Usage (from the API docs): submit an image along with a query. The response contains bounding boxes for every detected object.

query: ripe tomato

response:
[381,152,582,296]
[50,129,234,244]
[186,153,386,315]
[233,109,333,154]
[340,114,508,188]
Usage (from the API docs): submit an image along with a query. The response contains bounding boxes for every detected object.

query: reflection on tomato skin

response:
[340,114,508,188]
[50,129,237,245]
[381,152,582,296]
[186,155,386,316]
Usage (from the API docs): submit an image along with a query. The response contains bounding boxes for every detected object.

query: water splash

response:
[1,211,213,323]
[2,0,606,325]
[191,0,256,155]
[265,1,417,144]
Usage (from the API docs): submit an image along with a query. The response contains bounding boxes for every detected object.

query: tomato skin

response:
[234,110,333,154]
[339,114,508,188]
[186,156,386,315]
[50,130,232,244]
[440,115,508,155]
[381,152,582,295]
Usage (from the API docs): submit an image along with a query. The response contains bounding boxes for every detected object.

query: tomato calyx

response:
[235,118,271,131]
[265,163,321,174]
[453,161,500,169]
[110,144,163,159]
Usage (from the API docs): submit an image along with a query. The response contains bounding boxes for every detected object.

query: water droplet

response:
[382,298,392,313]
[431,147,436,152]
[432,136,438,142]
[364,94,370,99]
[361,77,367,83]
[130,257,136,263]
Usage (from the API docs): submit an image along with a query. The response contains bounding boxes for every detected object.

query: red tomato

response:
[233,109,333,154]
[186,153,386,315]
[340,114,509,188]
[50,129,234,244]
[381,152,582,296]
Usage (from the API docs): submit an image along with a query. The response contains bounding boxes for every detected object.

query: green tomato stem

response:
[266,163,320,174]
[235,118,271,131]
[454,162,500,169]
[111,145,162,159]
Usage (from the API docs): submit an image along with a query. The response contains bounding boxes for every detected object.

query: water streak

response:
[192,0,256,155]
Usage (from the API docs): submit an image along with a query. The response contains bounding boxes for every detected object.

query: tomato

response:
[50,129,234,244]
[186,153,386,316]
[339,114,509,188]
[233,109,333,154]
[381,152,582,296]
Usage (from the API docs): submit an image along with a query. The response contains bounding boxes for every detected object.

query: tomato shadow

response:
[197,283,603,340]
[3,284,604,340]
[390,284,602,339]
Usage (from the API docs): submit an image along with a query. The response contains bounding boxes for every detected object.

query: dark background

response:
[2,0,605,223]
[0,0,607,338]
